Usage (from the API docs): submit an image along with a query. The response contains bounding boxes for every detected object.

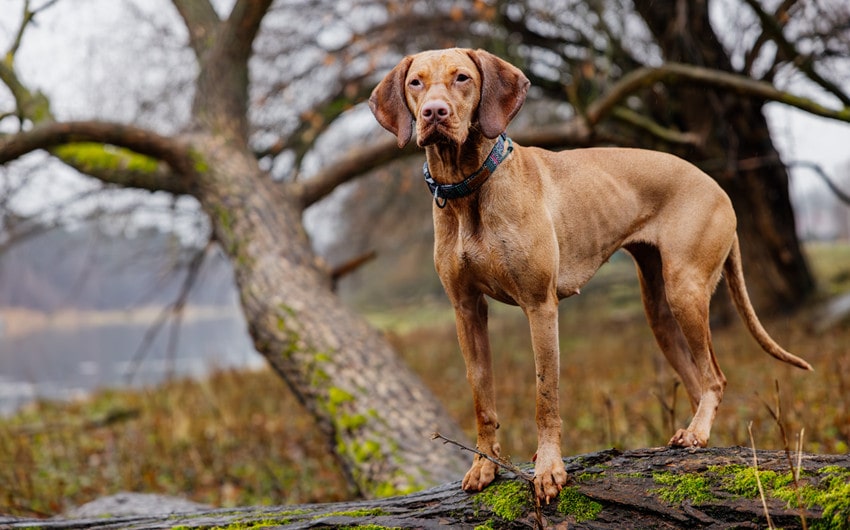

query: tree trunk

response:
[634,0,814,314]
[0,0,470,499]
[7,447,848,529]
[189,134,469,497]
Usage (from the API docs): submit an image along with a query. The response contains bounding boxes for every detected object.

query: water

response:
[0,309,263,414]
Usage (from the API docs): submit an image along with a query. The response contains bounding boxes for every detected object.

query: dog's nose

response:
[421,100,450,124]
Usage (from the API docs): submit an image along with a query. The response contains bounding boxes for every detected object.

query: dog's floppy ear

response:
[467,49,530,139]
[369,56,414,148]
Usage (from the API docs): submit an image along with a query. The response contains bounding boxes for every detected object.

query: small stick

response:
[759,381,808,530]
[748,421,775,530]
[431,432,545,529]
[431,432,534,481]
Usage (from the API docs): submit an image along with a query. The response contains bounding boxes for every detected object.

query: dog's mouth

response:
[418,122,462,147]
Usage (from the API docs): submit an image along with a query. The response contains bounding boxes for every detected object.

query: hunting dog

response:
[368,48,812,503]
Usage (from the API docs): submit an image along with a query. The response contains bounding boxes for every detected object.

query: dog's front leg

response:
[526,299,567,503]
[453,293,501,493]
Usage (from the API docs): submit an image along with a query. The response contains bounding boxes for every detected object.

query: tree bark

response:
[5,447,848,529]
[633,0,815,313]
[188,135,469,496]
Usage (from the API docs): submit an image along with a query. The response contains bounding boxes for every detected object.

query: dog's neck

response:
[422,131,501,186]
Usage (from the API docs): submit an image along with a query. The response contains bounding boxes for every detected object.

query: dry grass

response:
[0,369,349,517]
[385,244,850,462]
[1,243,847,517]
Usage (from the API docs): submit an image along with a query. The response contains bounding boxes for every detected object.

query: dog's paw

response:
[533,450,567,504]
[461,455,499,492]
[668,429,708,448]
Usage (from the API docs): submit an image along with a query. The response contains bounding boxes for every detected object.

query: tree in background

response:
[1,0,849,497]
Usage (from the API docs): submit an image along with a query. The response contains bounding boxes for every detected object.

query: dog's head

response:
[369,48,530,148]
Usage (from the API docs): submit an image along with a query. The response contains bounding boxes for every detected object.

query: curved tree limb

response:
[790,160,850,205]
[291,136,419,208]
[2,41,192,194]
[0,120,196,194]
[586,62,850,127]
[611,107,702,146]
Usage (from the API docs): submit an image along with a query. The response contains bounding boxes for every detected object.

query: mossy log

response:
[3,446,848,529]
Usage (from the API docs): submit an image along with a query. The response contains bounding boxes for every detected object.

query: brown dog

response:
[369,48,812,503]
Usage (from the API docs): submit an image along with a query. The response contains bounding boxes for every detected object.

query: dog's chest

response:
[434,212,530,305]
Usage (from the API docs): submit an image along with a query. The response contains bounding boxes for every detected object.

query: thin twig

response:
[431,432,545,529]
[653,380,679,438]
[759,381,808,530]
[796,428,805,482]
[123,240,211,384]
[430,432,533,481]
[748,421,775,530]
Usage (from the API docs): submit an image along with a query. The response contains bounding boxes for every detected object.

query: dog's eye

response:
[409,79,422,88]
[456,73,470,83]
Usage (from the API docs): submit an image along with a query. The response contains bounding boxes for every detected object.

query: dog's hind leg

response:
[627,243,702,413]
[661,258,728,448]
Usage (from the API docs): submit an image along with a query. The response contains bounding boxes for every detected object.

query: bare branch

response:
[224,0,275,63]
[171,0,220,57]
[291,136,420,208]
[330,250,377,288]
[610,107,702,146]
[0,56,51,125]
[741,0,850,106]
[5,0,33,59]
[790,160,850,205]
[4,0,60,59]
[123,239,212,384]
[586,62,850,126]
[0,121,196,193]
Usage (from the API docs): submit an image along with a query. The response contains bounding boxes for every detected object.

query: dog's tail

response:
[724,235,813,371]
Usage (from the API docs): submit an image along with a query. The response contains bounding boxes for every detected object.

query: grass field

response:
[1,243,848,517]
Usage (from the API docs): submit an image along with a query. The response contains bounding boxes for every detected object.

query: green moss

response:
[209,519,293,529]
[702,464,850,529]
[189,149,209,174]
[351,438,381,463]
[772,467,850,530]
[475,479,532,522]
[316,507,389,518]
[818,466,850,477]
[652,471,715,505]
[473,521,496,530]
[576,471,603,482]
[340,526,400,530]
[558,486,602,522]
[712,464,793,498]
[327,387,355,415]
[53,142,159,174]
[373,479,416,499]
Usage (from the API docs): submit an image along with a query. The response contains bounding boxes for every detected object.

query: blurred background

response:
[1,0,849,517]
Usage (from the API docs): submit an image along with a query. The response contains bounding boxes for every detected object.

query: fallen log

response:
[2,446,848,529]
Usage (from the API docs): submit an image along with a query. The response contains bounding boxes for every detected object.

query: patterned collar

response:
[423,133,513,208]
